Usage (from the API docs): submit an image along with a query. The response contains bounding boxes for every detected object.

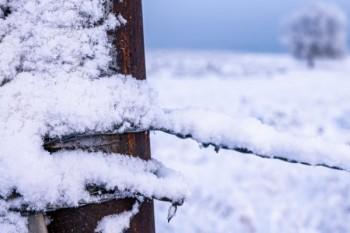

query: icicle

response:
[167,203,178,223]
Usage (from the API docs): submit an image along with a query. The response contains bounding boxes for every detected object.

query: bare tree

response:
[282,2,348,67]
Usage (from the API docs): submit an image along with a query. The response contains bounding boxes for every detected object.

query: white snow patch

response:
[95,201,140,233]
[117,14,127,25]
[0,200,28,233]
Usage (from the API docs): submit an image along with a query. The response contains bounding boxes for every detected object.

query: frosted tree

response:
[282,2,348,67]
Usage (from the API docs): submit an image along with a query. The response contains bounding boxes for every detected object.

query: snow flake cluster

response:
[0,0,117,85]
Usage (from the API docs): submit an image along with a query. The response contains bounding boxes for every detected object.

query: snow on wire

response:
[1,0,350,232]
[152,109,350,172]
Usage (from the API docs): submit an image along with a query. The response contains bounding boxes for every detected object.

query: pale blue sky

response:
[143,0,350,52]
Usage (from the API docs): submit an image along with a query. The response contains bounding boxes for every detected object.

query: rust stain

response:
[127,133,137,156]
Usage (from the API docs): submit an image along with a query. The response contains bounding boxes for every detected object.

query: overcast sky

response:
[143,0,350,52]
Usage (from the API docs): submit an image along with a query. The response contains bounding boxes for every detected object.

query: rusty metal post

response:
[45,1,155,232]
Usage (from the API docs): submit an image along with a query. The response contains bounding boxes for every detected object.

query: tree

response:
[281,2,348,67]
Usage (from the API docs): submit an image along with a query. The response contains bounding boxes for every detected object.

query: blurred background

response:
[142,1,350,233]
[144,0,350,52]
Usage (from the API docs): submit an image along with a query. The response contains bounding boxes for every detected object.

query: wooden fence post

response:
[43,0,156,232]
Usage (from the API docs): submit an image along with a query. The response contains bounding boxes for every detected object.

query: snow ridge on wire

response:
[152,109,350,172]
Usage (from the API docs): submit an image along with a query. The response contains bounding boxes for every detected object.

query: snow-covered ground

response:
[147,50,350,233]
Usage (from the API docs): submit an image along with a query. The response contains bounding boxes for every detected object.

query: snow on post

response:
[45,0,157,232]
[0,0,186,232]
[281,2,348,67]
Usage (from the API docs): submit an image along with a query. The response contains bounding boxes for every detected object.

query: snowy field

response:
[147,50,350,233]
